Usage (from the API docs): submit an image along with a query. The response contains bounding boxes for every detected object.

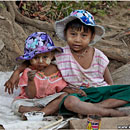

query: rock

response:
[94,39,130,63]
[69,116,130,129]
[112,63,130,85]
[0,40,4,51]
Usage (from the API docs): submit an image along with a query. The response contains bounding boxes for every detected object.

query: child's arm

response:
[104,67,114,85]
[25,70,37,99]
[62,87,87,96]
[4,61,29,94]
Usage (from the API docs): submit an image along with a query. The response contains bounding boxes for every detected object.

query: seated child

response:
[54,9,130,116]
[11,32,69,117]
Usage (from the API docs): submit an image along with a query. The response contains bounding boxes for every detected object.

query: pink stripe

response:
[92,82,108,86]
[92,77,103,79]
[92,63,105,68]
[56,53,71,57]
[95,56,108,62]
[57,60,76,64]
[85,71,103,75]
[62,74,77,77]
[60,68,80,72]
[70,81,82,84]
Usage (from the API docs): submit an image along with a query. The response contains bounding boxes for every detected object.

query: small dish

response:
[24,111,45,121]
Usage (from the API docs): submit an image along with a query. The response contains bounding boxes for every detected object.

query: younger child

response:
[11,32,69,116]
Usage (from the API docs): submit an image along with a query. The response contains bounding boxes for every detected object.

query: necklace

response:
[71,48,89,59]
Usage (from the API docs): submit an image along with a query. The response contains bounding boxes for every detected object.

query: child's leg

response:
[95,99,128,108]
[64,96,127,117]
[19,93,67,115]
[40,93,68,115]
[12,99,37,115]
[18,106,41,113]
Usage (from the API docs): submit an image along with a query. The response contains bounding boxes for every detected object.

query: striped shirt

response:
[55,45,109,88]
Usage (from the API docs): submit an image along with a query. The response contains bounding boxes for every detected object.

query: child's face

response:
[66,26,94,52]
[30,52,54,71]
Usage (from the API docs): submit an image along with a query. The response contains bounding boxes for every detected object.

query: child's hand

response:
[63,87,87,96]
[4,78,19,94]
[4,73,19,94]
[77,89,87,96]
[27,70,37,81]
[69,88,87,96]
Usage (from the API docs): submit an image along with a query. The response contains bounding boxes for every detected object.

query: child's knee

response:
[64,96,79,110]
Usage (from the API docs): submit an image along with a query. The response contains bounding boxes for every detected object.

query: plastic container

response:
[24,111,45,121]
[86,115,101,130]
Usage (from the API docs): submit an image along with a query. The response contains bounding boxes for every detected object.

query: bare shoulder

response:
[44,64,59,76]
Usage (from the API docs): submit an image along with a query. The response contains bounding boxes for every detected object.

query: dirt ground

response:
[0,1,129,72]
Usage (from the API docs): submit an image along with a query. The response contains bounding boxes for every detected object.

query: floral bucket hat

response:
[55,10,105,45]
[16,32,63,60]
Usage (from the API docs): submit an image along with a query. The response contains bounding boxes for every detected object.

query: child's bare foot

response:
[103,108,128,117]
[21,113,27,120]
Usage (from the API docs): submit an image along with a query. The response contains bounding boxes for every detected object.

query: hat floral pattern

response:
[16,32,63,60]
[70,10,95,26]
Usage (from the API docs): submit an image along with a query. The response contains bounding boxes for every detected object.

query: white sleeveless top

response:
[55,45,109,88]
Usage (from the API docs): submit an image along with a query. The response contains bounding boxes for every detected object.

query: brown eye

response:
[71,33,76,36]
[82,34,87,37]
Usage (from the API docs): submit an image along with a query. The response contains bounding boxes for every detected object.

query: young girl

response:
[54,10,130,116]
[5,10,130,117]
[11,32,70,117]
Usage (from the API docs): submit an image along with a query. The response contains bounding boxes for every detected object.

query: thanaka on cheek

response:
[46,58,51,65]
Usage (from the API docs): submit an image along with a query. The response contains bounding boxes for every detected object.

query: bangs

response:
[70,23,89,33]
[65,19,95,34]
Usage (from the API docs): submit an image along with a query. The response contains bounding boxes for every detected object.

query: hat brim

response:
[55,16,105,45]
[16,47,63,60]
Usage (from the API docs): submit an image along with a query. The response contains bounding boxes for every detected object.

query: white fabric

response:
[0,71,71,129]
[12,92,64,115]
[55,46,109,88]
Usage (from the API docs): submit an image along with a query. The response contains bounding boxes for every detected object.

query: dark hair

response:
[64,19,95,35]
